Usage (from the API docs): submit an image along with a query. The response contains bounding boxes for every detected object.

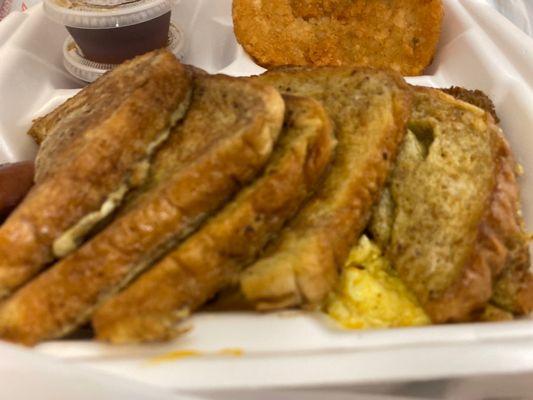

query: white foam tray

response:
[0,0,533,392]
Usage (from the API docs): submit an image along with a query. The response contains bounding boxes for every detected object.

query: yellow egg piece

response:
[326,235,430,329]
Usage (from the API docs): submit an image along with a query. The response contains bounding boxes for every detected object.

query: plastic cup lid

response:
[81,0,150,6]
[44,0,177,29]
[63,23,186,82]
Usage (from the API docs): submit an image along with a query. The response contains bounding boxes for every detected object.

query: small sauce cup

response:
[62,23,185,82]
[44,0,176,64]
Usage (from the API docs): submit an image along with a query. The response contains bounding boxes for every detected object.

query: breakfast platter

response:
[0,0,532,392]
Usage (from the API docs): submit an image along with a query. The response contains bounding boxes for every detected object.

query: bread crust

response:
[93,95,336,343]
[441,86,500,123]
[0,75,284,345]
[488,139,533,315]
[0,50,192,299]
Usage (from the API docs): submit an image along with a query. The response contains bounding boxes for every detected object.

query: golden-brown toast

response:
[0,50,193,299]
[240,67,411,310]
[233,0,443,75]
[440,86,532,316]
[93,95,336,343]
[369,87,531,322]
[0,74,284,345]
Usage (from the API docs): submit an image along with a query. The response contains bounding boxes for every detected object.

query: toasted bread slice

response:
[93,95,336,343]
[439,86,532,316]
[0,50,193,299]
[239,67,411,310]
[0,75,284,345]
[369,87,531,322]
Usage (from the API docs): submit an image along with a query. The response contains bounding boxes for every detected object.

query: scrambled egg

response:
[326,236,430,329]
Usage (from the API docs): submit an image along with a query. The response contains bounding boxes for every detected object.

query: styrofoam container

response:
[0,0,532,391]
[0,342,202,399]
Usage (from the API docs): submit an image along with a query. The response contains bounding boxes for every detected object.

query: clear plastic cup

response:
[63,22,185,82]
[44,0,176,64]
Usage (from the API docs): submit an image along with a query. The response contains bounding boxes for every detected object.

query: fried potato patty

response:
[233,0,444,76]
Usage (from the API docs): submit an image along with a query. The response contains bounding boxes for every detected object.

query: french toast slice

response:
[93,95,336,343]
[0,74,284,345]
[0,50,193,298]
[369,87,531,322]
[440,86,532,316]
[239,67,411,310]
